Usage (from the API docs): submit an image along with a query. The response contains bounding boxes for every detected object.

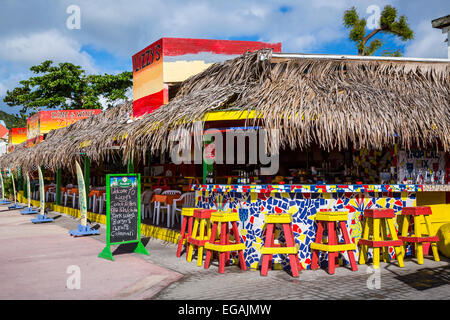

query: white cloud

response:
[0,29,98,73]
[404,20,448,58]
[0,0,449,115]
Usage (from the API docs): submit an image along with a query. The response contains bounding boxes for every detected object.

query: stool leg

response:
[327,222,337,275]
[423,215,440,262]
[187,218,199,263]
[176,215,188,257]
[269,227,275,269]
[400,215,409,259]
[311,221,324,270]
[413,215,424,265]
[219,222,227,273]
[186,216,193,260]
[283,223,299,277]
[261,223,274,276]
[339,221,357,271]
[380,220,390,263]
[206,219,212,243]
[387,218,404,268]
[225,222,230,266]
[372,218,380,269]
[231,221,247,271]
[359,217,370,265]
[197,218,206,267]
[204,221,218,269]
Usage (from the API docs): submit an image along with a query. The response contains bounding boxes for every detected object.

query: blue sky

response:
[0,0,448,116]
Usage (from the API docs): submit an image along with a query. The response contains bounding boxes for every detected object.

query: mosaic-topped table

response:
[191,184,423,271]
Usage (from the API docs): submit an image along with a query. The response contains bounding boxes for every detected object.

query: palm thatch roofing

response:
[0,102,132,172]
[1,49,449,171]
[120,49,450,163]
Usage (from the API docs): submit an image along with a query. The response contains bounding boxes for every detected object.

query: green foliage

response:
[2,173,15,199]
[0,110,27,128]
[343,5,414,56]
[4,60,132,113]
[381,49,403,57]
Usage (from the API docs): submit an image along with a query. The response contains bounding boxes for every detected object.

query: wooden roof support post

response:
[55,168,62,205]
[84,156,90,210]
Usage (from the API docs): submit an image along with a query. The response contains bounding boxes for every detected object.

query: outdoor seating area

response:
[175,206,442,276]
[28,174,197,229]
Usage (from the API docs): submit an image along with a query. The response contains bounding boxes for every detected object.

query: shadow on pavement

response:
[387,264,450,291]
[112,238,151,255]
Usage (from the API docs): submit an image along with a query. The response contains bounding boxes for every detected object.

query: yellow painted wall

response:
[132,60,164,101]
[163,60,212,83]
[416,192,450,235]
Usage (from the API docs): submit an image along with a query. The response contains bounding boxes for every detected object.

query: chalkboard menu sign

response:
[109,175,139,243]
[98,174,149,261]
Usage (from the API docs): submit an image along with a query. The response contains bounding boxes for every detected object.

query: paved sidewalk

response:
[1,204,449,300]
[0,205,182,300]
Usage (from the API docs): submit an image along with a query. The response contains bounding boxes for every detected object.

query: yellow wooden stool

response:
[358,209,404,268]
[187,209,213,266]
[204,210,247,274]
[310,211,357,275]
[398,206,440,264]
[261,213,300,277]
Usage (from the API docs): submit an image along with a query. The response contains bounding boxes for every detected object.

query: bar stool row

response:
[176,206,440,276]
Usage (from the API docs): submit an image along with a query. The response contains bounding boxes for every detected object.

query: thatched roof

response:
[2,49,449,171]
[0,102,132,172]
[121,49,450,163]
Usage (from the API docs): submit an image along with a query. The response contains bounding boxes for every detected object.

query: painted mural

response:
[193,184,417,271]
[7,127,27,153]
[26,110,102,147]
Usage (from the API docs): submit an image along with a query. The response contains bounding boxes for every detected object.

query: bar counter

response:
[191,183,447,270]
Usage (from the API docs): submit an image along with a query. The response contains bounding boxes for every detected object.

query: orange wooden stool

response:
[204,210,247,274]
[186,209,214,266]
[358,209,404,268]
[260,213,300,277]
[176,208,195,258]
[310,211,357,275]
[398,206,440,264]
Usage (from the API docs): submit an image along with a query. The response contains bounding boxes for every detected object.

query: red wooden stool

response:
[260,213,300,277]
[176,208,195,258]
[187,209,214,266]
[204,210,247,274]
[358,209,404,268]
[310,211,357,275]
[398,206,440,264]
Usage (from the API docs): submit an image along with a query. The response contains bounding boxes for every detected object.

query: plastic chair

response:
[153,190,181,227]
[141,190,154,219]
[94,193,106,214]
[173,192,195,227]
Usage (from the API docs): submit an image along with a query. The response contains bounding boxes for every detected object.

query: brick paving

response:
[2,205,449,300]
